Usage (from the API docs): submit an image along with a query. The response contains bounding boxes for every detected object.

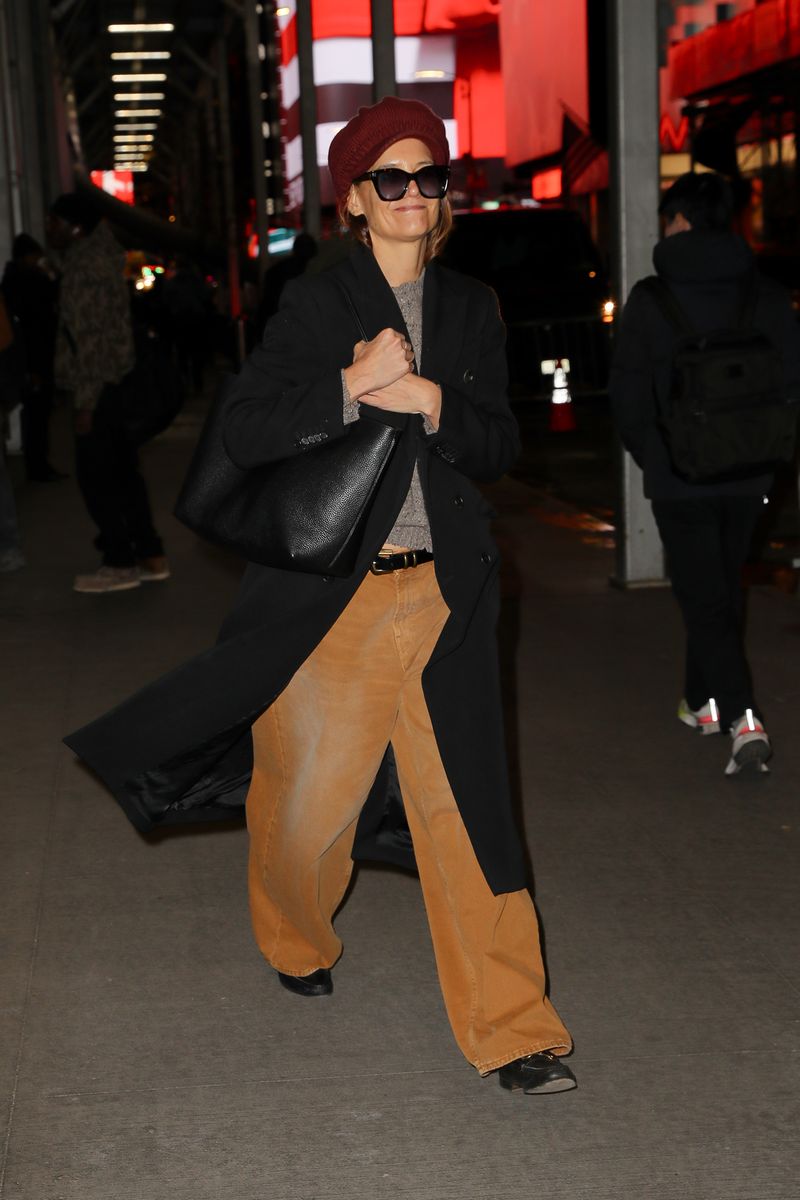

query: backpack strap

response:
[638,275,695,336]
[737,269,759,329]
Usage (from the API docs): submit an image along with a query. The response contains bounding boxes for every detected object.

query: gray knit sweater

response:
[342,271,432,551]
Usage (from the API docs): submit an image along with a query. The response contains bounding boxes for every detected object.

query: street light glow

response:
[112,74,167,82]
[108,23,175,33]
[111,51,171,60]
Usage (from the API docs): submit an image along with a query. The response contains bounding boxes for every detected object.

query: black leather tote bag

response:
[174,284,401,576]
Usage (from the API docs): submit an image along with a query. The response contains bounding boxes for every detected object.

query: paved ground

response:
[1,392,799,1200]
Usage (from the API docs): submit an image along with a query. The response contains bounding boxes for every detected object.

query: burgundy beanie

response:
[328,96,450,204]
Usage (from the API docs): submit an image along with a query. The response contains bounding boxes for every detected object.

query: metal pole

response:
[243,0,270,283]
[370,0,396,102]
[216,36,245,363]
[608,0,665,587]
[296,0,320,239]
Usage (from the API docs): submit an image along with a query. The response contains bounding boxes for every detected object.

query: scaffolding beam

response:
[370,0,396,102]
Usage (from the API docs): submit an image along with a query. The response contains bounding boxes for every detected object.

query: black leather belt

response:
[369,549,434,575]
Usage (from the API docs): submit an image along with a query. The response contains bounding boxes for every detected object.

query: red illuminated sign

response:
[532,168,562,201]
[659,113,689,152]
[91,170,134,204]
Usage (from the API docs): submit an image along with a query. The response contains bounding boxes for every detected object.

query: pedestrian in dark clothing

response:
[1,234,63,482]
[256,231,317,333]
[162,258,212,393]
[610,171,800,774]
[0,291,25,571]
[47,192,169,593]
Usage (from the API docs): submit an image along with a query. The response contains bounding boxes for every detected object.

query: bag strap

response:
[737,269,759,330]
[638,275,695,336]
[334,277,369,343]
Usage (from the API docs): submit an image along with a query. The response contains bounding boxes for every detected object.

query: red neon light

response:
[660,113,689,152]
[532,168,562,201]
[281,15,297,64]
[91,170,134,204]
[454,27,505,158]
[308,0,498,39]
[500,0,588,167]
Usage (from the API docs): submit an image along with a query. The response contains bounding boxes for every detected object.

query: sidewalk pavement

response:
[1,395,798,1200]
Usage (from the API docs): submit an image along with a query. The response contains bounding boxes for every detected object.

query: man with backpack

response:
[610,172,800,775]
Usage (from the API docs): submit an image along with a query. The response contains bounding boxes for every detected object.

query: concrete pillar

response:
[608,0,665,587]
[0,0,65,252]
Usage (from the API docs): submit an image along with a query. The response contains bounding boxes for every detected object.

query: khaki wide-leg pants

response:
[246,562,572,1074]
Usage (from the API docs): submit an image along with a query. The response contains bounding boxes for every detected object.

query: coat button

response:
[463,368,474,384]
[454,495,464,506]
[481,552,492,565]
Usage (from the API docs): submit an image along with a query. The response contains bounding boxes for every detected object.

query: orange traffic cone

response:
[548,358,576,432]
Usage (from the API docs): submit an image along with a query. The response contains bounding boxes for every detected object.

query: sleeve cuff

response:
[342,369,359,426]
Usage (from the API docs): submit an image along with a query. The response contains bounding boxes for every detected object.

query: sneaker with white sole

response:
[138,556,171,582]
[724,709,771,775]
[0,548,25,573]
[73,565,141,594]
[677,697,721,735]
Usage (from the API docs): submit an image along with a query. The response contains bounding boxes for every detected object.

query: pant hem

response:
[267,960,336,977]
[475,1040,574,1077]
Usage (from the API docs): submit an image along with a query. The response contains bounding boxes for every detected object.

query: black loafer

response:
[276,968,333,997]
[497,1051,577,1094]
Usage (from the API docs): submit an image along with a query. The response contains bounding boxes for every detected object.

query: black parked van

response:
[439,207,614,397]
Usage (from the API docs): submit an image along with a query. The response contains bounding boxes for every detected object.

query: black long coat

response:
[65,243,527,895]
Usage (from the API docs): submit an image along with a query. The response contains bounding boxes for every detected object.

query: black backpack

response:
[640,275,798,483]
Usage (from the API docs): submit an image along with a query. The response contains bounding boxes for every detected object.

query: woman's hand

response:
[343,328,414,401]
[362,374,442,430]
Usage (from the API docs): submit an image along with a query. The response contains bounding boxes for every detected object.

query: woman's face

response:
[347,137,441,247]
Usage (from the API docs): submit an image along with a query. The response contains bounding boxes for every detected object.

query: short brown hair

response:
[337,194,453,266]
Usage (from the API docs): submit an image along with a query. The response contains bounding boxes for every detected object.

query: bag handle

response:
[334,277,370,343]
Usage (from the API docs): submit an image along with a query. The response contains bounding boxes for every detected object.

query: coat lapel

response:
[419,259,469,384]
[339,242,412,345]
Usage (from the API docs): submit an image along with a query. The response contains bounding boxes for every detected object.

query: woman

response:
[66,98,575,1093]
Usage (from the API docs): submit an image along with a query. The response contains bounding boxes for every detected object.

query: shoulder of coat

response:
[430,259,495,309]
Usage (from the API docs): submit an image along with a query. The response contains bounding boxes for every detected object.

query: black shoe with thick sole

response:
[497,1051,577,1094]
[276,968,333,997]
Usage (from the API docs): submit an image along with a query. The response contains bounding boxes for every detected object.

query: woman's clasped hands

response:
[343,328,441,430]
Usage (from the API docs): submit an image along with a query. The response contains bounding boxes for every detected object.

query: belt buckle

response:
[369,557,393,575]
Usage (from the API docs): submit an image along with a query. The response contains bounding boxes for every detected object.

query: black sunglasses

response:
[352,164,450,202]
